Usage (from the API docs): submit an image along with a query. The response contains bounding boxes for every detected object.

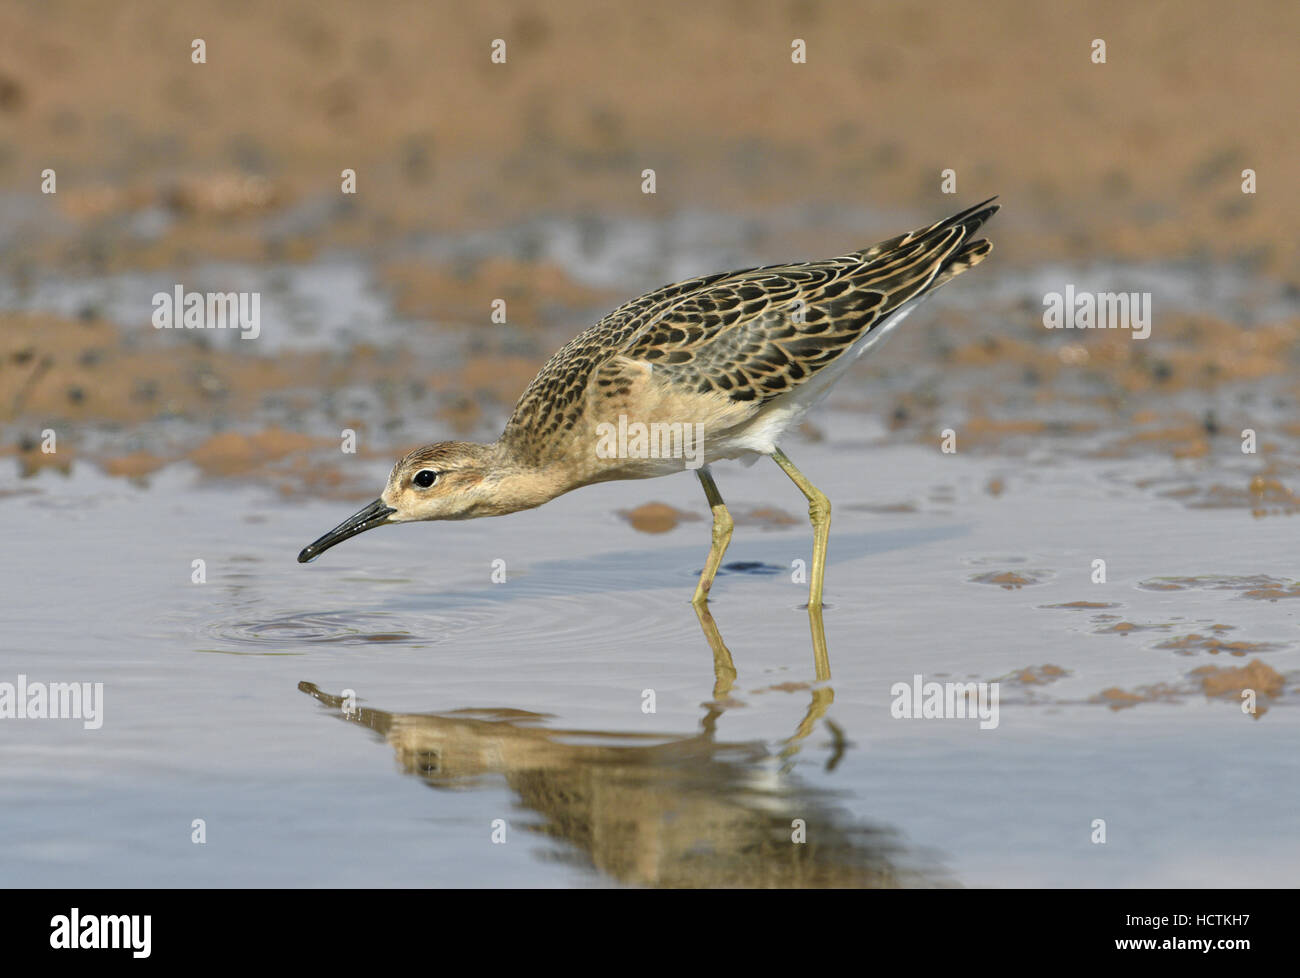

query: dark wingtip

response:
[954,195,1000,227]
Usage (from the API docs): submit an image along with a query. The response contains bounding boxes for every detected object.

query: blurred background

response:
[1,0,1296,489]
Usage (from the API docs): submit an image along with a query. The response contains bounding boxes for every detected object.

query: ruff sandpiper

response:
[299,199,999,609]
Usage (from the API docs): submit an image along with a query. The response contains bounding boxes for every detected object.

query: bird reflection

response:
[299,607,950,887]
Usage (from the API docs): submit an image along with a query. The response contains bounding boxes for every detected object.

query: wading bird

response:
[299,199,999,611]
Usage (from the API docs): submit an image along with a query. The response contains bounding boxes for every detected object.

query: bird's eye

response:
[412,469,439,488]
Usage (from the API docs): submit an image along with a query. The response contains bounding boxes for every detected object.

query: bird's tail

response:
[928,235,994,290]
[855,196,999,264]
[850,196,999,305]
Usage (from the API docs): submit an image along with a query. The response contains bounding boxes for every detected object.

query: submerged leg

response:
[691,467,734,607]
[771,447,831,610]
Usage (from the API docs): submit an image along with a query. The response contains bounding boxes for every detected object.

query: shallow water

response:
[3,402,1297,887]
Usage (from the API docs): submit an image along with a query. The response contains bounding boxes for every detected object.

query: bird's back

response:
[504,198,999,461]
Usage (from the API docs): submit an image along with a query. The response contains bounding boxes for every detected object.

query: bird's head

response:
[297,441,507,563]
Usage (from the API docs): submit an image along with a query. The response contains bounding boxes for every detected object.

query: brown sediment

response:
[1155,633,1283,656]
[752,681,813,694]
[619,500,806,534]
[0,310,519,485]
[1167,476,1300,516]
[1137,576,1300,600]
[970,570,1049,589]
[189,427,325,477]
[1137,575,1296,593]
[59,174,282,222]
[161,174,283,219]
[1093,683,1183,710]
[448,354,551,408]
[1117,424,1211,460]
[1004,665,1069,685]
[954,418,1049,446]
[617,502,699,534]
[946,336,1050,371]
[0,312,312,425]
[1242,583,1300,600]
[101,451,171,479]
[6,440,72,477]
[1096,620,1174,635]
[1097,687,1144,707]
[845,501,917,514]
[742,506,801,528]
[902,312,1300,463]
[0,1,1297,278]
[1112,317,1296,393]
[274,455,374,502]
[1138,580,1188,592]
[1091,658,1289,716]
[1192,659,1285,699]
[381,258,614,327]
[435,395,484,435]
[1042,601,1117,610]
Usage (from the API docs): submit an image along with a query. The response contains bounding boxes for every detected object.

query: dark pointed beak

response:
[297,499,396,563]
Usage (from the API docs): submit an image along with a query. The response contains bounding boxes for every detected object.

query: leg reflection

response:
[693,599,738,702]
[691,599,836,764]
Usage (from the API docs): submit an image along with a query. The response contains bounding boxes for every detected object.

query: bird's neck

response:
[477,440,573,516]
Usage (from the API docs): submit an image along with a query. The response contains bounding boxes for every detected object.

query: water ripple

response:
[199,612,428,651]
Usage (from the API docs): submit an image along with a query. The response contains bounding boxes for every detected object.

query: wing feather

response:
[503,199,998,456]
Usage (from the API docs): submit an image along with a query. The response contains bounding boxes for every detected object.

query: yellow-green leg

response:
[691,467,734,607]
[771,447,831,610]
